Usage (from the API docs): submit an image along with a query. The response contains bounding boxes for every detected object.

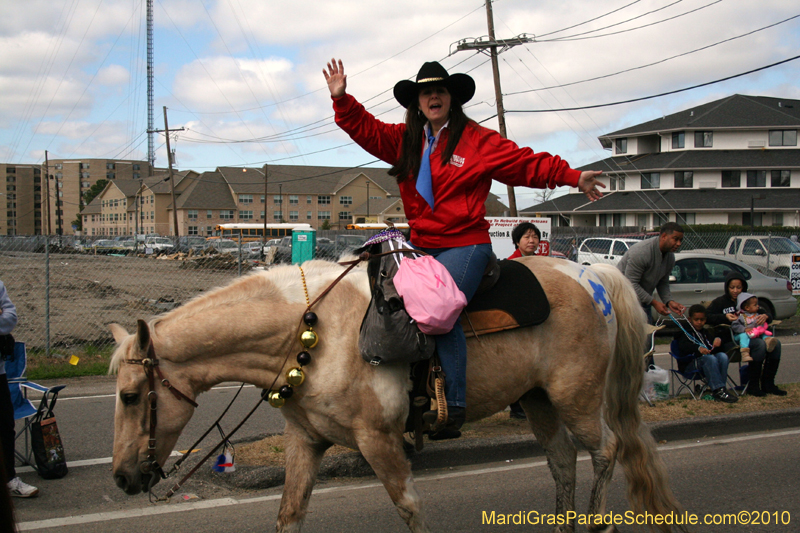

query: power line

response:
[504,13,800,97]
[535,0,643,39]
[506,54,800,114]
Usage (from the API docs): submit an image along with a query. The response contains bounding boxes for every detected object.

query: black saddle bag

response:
[358,237,435,366]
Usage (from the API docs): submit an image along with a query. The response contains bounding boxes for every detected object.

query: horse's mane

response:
[109,260,369,372]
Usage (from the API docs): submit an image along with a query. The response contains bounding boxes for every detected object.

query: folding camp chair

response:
[668,339,711,400]
[5,342,65,467]
[711,321,780,396]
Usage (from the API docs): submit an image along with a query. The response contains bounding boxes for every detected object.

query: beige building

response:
[79,163,510,237]
[2,163,43,235]
[44,158,154,235]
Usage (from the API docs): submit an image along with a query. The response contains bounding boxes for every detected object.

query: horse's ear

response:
[136,319,151,353]
[108,323,129,344]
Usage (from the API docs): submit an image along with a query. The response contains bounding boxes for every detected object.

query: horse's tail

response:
[589,264,687,533]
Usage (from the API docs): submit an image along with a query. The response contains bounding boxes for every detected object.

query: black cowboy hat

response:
[393,61,476,109]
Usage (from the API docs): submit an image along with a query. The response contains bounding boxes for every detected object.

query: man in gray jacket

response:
[617,222,686,322]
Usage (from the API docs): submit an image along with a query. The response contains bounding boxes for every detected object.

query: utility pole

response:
[155,106,184,237]
[454,1,533,216]
[44,150,52,235]
[146,0,155,175]
[262,164,268,258]
[366,181,370,222]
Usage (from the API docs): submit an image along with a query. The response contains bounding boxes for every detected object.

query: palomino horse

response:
[110,256,686,533]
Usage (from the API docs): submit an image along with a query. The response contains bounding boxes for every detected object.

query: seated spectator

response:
[676,305,737,403]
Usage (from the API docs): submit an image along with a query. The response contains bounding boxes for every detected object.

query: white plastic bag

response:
[642,365,670,401]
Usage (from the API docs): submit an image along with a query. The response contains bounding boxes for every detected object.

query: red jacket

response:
[333,94,581,248]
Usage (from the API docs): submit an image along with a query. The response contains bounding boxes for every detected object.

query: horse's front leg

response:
[276,422,331,533]
[355,428,430,533]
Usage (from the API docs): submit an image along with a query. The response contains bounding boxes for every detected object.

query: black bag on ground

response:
[30,392,68,479]
[358,236,435,366]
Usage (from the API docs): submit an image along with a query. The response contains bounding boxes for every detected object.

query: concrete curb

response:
[197,407,800,491]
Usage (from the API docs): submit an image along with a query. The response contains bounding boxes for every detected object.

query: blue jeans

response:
[686,352,730,390]
[414,243,493,408]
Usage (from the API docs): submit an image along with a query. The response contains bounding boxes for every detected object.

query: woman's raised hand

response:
[323,58,347,98]
[578,170,605,201]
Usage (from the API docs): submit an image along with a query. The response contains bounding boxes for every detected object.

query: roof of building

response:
[603,94,800,139]
[174,171,237,210]
[577,149,800,173]
[216,165,400,196]
[524,188,800,214]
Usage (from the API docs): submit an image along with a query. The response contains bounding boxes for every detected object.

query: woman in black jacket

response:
[706,271,786,396]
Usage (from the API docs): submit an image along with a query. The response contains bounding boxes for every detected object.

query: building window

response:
[5,176,14,183]
[260,210,265,219]
[746,170,766,188]
[107,162,115,170]
[742,212,762,227]
[289,195,299,205]
[289,211,298,221]
[339,211,351,220]
[654,212,668,226]
[273,211,282,221]
[307,195,312,204]
[273,195,282,205]
[339,196,352,206]
[677,213,695,225]
[307,211,312,220]
[188,226,198,235]
[207,226,213,235]
[640,172,660,189]
[615,138,627,154]
[721,170,741,188]
[106,172,115,179]
[769,130,797,146]
[239,210,253,220]
[239,194,253,204]
[318,195,330,205]
[133,164,140,170]
[188,209,198,220]
[260,195,265,203]
[55,163,62,170]
[618,175,625,191]
[220,210,234,220]
[674,171,693,188]
[81,172,90,179]
[207,210,213,219]
[672,131,685,149]
[771,170,791,187]
[317,211,331,220]
[81,162,90,169]
[133,173,140,179]
[694,131,713,147]
[773,213,784,226]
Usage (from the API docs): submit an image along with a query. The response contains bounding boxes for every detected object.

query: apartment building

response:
[525,95,800,228]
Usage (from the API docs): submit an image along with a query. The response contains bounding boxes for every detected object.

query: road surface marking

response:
[17,428,800,530]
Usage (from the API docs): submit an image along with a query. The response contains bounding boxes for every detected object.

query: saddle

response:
[405,258,550,449]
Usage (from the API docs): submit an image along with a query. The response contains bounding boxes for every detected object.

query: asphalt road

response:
[10,335,799,532]
[14,428,800,532]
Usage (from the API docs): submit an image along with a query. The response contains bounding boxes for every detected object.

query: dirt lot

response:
[1,251,248,349]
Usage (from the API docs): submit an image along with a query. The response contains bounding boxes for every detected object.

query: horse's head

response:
[109,319,197,495]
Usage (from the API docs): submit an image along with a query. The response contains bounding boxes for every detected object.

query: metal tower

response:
[147,0,155,173]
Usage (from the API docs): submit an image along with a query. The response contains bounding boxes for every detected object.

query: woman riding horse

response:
[323,58,604,436]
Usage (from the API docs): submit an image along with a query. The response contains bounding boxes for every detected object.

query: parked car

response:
[208,239,240,255]
[692,235,800,278]
[244,241,266,259]
[273,236,293,263]
[333,234,367,257]
[577,237,641,266]
[91,239,120,254]
[652,252,797,322]
[144,237,176,253]
[177,236,208,253]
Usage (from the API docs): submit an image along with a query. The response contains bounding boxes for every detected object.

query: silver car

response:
[656,252,797,321]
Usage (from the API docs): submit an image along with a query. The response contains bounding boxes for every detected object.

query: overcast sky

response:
[1,0,798,208]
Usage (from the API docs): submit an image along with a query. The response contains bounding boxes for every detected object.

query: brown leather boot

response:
[740,347,753,363]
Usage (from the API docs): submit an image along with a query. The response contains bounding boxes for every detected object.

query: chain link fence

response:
[1,228,797,353]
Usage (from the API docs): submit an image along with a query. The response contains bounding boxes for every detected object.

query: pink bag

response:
[394,253,467,335]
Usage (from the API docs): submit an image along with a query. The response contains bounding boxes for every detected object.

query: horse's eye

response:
[121,393,139,406]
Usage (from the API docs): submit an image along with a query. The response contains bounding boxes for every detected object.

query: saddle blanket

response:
[460,259,550,338]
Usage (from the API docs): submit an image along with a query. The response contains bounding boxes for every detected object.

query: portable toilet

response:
[291,228,316,264]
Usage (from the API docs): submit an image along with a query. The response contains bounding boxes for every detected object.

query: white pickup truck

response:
[693,235,800,278]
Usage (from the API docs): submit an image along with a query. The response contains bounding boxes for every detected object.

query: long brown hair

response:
[388,99,472,183]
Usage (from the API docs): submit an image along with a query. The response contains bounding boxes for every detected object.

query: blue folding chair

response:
[5,342,65,467]
[668,339,710,400]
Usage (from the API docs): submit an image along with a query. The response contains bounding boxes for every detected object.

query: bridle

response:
[124,341,198,487]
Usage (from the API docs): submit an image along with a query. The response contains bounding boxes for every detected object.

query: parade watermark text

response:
[481,510,791,527]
